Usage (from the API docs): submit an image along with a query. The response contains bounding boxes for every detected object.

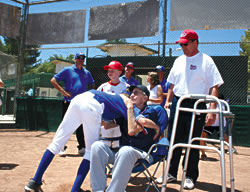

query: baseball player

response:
[97,61,129,148]
[51,52,95,156]
[24,88,158,192]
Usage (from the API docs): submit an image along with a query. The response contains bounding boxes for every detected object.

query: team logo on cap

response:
[180,32,187,37]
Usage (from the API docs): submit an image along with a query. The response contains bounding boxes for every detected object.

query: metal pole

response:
[162,0,167,57]
[14,3,29,117]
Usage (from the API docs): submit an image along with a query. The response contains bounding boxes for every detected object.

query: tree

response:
[239,29,250,93]
[28,54,75,74]
[239,29,250,57]
[0,36,41,73]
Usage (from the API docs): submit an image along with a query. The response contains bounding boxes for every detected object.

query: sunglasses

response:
[76,56,85,60]
[180,40,196,47]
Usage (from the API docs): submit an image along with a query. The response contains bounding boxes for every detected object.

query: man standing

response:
[50,52,95,156]
[155,65,170,108]
[120,62,139,86]
[164,29,224,190]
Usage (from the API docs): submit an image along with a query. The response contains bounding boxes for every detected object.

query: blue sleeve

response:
[152,105,168,133]
[87,71,95,85]
[133,106,142,121]
[54,68,67,82]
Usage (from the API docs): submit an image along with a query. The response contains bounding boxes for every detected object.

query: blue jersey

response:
[89,90,140,121]
[160,79,170,107]
[54,65,95,102]
[130,105,168,151]
[120,75,139,86]
[149,105,168,135]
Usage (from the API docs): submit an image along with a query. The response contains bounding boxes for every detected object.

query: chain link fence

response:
[0,87,15,115]
[0,0,249,119]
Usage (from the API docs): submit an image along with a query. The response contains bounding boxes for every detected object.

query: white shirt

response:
[147,84,161,105]
[97,81,128,94]
[97,80,128,148]
[167,52,224,97]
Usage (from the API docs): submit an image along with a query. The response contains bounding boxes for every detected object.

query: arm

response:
[148,85,163,104]
[127,101,160,140]
[101,120,118,129]
[89,83,95,90]
[164,83,174,109]
[206,85,219,126]
[0,79,4,87]
[162,92,168,99]
[50,77,71,98]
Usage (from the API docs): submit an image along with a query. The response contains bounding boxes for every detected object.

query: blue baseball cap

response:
[75,53,86,60]
[155,65,165,72]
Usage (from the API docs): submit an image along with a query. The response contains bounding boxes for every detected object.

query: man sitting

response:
[90,85,168,192]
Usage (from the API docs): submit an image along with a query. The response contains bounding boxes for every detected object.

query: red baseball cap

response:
[176,29,198,44]
[104,61,123,72]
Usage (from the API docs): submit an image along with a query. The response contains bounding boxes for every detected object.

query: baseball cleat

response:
[24,179,43,192]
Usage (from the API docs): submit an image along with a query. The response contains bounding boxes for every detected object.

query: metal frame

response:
[161,94,235,192]
[9,0,67,6]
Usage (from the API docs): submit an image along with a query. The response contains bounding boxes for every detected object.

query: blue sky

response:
[0,0,247,62]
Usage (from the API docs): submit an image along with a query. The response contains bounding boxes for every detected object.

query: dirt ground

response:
[0,129,249,192]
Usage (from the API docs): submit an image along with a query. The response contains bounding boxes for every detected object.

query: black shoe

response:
[80,189,90,192]
[24,179,43,192]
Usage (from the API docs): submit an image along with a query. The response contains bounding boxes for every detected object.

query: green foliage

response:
[240,29,250,93]
[0,36,41,73]
[28,54,75,74]
[28,61,55,74]
[239,29,250,56]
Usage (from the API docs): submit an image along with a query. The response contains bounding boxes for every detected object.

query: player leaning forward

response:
[24,87,160,192]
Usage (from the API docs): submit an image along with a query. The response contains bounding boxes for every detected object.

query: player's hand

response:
[63,91,72,98]
[164,102,171,109]
[127,100,134,110]
[205,113,216,126]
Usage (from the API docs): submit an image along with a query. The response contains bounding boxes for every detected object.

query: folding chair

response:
[131,137,169,192]
[161,94,235,192]
[130,104,170,192]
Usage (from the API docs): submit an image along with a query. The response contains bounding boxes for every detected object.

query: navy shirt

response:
[120,105,168,152]
[120,75,139,86]
[89,90,140,121]
[160,78,170,107]
[54,65,95,102]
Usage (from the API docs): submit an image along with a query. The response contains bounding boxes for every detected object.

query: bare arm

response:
[149,85,163,104]
[50,77,71,98]
[164,83,174,109]
[101,120,118,129]
[206,85,219,126]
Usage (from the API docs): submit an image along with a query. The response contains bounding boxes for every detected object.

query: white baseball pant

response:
[47,92,104,160]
